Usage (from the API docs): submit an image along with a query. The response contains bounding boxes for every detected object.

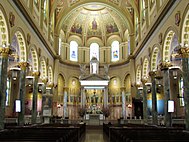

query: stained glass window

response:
[111,41,119,62]
[179,77,184,106]
[90,43,99,61]
[6,78,11,106]
[70,41,78,61]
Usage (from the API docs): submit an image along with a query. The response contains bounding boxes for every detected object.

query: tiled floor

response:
[81,127,108,142]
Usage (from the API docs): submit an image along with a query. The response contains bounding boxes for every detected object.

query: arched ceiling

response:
[53,0,136,45]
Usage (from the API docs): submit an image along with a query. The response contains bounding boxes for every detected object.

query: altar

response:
[88,114,100,125]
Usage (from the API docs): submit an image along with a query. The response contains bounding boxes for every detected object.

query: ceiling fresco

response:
[61,4,128,41]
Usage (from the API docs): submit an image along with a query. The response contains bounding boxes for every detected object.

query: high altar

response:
[79,57,110,120]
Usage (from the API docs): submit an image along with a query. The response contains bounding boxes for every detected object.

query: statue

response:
[104,64,109,75]
[79,64,87,77]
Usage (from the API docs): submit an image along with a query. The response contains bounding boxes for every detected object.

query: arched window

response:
[111,41,119,62]
[58,38,61,55]
[90,43,99,61]
[70,41,78,62]
[6,78,11,106]
[179,77,184,106]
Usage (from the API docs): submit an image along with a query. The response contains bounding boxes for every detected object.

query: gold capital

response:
[135,82,141,88]
[18,62,29,70]
[42,78,48,84]
[0,47,12,57]
[32,71,40,78]
[178,47,189,58]
[159,61,172,70]
[141,78,147,85]
[149,71,156,78]
[47,83,54,88]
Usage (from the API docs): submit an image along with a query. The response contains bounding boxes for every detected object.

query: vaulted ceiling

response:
[51,0,138,44]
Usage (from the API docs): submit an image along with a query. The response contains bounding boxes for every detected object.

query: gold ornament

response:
[149,71,156,78]
[141,78,148,84]
[178,47,189,58]
[18,62,29,70]
[0,47,11,57]
[159,61,172,70]
[42,78,48,84]
[47,83,54,88]
[32,71,40,78]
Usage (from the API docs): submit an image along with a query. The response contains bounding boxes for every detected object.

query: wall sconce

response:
[38,83,44,92]
[169,66,180,80]
[145,83,152,93]
[26,75,34,86]
[10,67,21,80]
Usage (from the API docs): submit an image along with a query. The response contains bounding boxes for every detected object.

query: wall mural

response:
[70,23,82,34]
[106,22,119,34]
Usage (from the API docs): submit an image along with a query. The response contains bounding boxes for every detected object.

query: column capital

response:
[0,47,12,57]
[141,78,148,85]
[47,83,54,88]
[149,71,156,78]
[18,62,29,70]
[135,82,141,88]
[120,87,125,92]
[178,47,189,58]
[32,71,40,78]
[159,61,172,70]
[63,87,69,91]
[42,78,48,84]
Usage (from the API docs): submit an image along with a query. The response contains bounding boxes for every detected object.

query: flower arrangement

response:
[78,107,86,117]
[102,107,110,118]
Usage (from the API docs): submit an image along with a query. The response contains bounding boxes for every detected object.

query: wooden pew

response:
[0,123,86,142]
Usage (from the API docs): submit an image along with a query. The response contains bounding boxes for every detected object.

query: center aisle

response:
[81,126,108,142]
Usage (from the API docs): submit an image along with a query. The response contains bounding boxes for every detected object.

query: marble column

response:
[63,88,68,118]
[149,71,158,125]
[121,88,126,119]
[0,47,11,129]
[41,79,47,117]
[18,62,28,126]
[81,87,86,108]
[103,86,108,108]
[31,72,39,124]
[160,62,172,127]
[141,78,148,124]
[178,47,189,130]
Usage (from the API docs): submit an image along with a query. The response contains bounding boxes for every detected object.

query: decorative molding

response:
[178,47,189,58]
